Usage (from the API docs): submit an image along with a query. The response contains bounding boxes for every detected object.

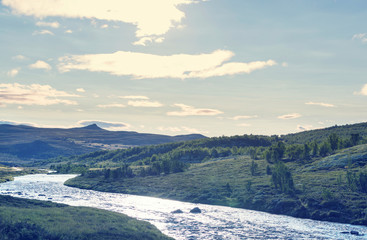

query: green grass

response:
[67,146,367,226]
[0,195,172,240]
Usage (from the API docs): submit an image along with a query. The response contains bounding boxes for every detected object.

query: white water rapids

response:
[0,174,366,239]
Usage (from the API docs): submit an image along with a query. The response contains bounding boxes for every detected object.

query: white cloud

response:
[128,100,163,107]
[29,60,51,70]
[76,88,85,93]
[33,29,54,35]
[97,103,126,108]
[119,95,149,100]
[77,120,130,131]
[58,50,276,79]
[232,115,258,120]
[65,29,73,34]
[353,33,367,43]
[157,126,182,132]
[167,104,223,116]
[7,68,20,77]
[3,0,204,44]
[36,21,60,28]
[354,84,367,96]
[101,24,109,29]
[0,83,78,106]
[157,126,205,134]
[133,37,153,46]
[305,101,335,108]
[278,113,302,120]
[12,55,27,61]
[281,62,288,67]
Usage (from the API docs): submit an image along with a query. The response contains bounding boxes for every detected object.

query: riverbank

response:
[65,155,367,226]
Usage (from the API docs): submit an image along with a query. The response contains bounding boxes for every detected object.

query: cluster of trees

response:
[270,161,294,193]
[66,134,274,166]
[264,133,362,163]
[84,159,188,180]
[50,163,88,174]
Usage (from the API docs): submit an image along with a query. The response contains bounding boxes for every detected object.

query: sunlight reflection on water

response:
[1,174,366,240]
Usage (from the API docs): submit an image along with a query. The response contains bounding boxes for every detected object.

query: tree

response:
[328,133,340,151]
[302,143,311,160]
[350,133,361,146]
[271,161,294,193]
[250,160,258,176]
[319,141,331,157]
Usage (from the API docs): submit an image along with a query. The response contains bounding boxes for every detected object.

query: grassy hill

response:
[61,122,367,226]
[66,144,367,225]
[0,195,172,240]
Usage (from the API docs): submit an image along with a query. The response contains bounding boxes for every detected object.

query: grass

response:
[0,195,173,240]
[67,146,367,226]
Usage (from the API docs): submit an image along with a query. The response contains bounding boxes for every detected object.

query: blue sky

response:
[1,0,367,137]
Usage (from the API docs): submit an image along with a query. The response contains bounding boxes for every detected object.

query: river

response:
[0,174,366,239]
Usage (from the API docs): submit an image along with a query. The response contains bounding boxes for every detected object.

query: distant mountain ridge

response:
[0,124,206,165]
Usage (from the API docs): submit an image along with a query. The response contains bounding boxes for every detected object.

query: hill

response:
[61,122,367,226]
[0,124,205,166]
[0,195,172,240]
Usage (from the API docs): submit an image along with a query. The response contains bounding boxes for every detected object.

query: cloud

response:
[128,100,163,107]
[77,120,130,131]
[354,84,367,96]
[76,88,85,93]
[29,60,51,70]
[281,62,288,67]
[12,55,27,61]
[157,126,182,133]
[232,115,258,120]
[3,0,204,44]
[353,33,367,43]
[33,29,54,35]
[278,113,302,120]
[97,103,126,108]
[119,95,149,100]
[133,36,166,46]
[36,21,60,28]
[305,101,335,108]
[101,24,109,29]
[157,126,205,134]
[0,83,78,106]
[58,50,276,79]
[7,68,20,77]
[65,29,73,34]
[297,124,313,131]
[167,104,223,116]
[237,123,251,127]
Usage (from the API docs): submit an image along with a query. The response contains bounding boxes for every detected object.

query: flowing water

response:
[1,174,366,239]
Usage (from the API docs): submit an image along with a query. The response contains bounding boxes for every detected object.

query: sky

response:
[1,0,367,137]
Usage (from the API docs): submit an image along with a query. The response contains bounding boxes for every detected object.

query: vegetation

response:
[63,124,367,226]
[0,195,172,240]
[0,165,43,183]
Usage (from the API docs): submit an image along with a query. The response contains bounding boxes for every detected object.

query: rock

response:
[38,194,46,196]
[351,231,360,235]
[171,209,183,214]
[190,207,202,213]
[340,231,349,234]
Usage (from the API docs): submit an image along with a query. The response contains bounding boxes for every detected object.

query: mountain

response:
[0,124,206,165]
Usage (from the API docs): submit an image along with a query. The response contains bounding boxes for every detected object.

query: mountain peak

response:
[82,124,104,130]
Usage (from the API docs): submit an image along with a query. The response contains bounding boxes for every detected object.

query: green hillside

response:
[61,122,367,226]
[66,144,367,225]
[0,195,172,240]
